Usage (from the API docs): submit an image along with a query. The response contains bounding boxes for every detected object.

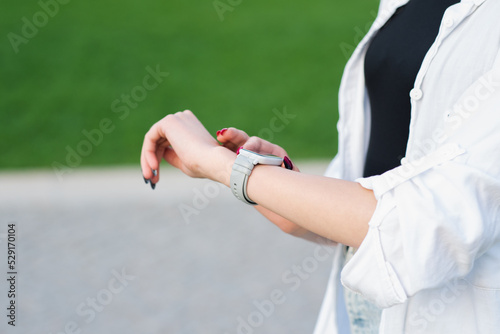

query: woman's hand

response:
[216,127,309,236]
[216,127,300,172]
[140,110,235,186]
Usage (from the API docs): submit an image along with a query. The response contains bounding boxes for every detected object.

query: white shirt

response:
[314,0,500,333]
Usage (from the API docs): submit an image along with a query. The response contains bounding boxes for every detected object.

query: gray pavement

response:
[0,161,334,334]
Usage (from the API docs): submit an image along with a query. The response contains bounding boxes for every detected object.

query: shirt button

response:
[443,17,454,28]
[410,88,423,100]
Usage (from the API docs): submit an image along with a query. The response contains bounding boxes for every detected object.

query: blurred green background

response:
[0,0,377,169]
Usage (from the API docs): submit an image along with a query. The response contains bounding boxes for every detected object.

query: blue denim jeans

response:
[343,247,382,333]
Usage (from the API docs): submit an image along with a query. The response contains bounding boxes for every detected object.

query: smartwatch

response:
[230,149,283,205]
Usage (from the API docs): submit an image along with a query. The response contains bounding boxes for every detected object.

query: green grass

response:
[0,0,378,169]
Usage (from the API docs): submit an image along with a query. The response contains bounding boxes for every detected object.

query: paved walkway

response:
[0,161,334,334]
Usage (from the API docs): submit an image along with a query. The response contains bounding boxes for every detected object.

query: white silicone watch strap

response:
[230,154,257,205]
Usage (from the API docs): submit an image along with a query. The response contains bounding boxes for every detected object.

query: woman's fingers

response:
[149,145,166,187]
[217,127,249,152]
[217,129,297,169]
[141,122,165,180]
[243,136,288,158]
[216,128,287,158]
[242,136,299,172]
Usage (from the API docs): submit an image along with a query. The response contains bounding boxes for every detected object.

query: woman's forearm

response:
[209,146,376,247]
[254,197,337,244]
[245,165,377,248]
[253,205,317,237]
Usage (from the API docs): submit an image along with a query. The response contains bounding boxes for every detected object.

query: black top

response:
[363,0,459,177]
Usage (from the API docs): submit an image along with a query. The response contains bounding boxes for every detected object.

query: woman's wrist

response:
[207,146,236,187]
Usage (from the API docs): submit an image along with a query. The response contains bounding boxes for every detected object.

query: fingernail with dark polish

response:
[236,146,243,155]
[284,156,293,170]
[144,176,150,184]
[152,169,158,177]
[220,128,227,135]
[150,182,156,190]
[216,130,221,136]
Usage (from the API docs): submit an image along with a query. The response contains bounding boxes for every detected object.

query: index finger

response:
[141,122,168,179]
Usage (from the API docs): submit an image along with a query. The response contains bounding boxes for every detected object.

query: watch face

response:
[239,149,283,165]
